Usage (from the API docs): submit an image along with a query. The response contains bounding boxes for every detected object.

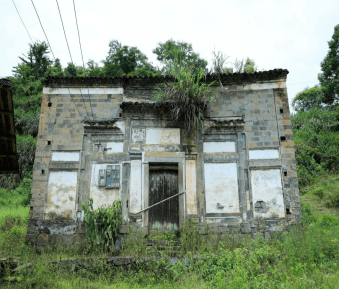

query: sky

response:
[2,0,339,111]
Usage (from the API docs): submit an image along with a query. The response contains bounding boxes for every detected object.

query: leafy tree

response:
[318,24,339,105]
[292,85,325,112]
[102,40,156,77]
[11,41,61,98]
[12,41,52,80]
[86,59,104,77]
[153,39,208,74]
[64,62,86,77]
[50,58,64,76]
[292,106,339,186]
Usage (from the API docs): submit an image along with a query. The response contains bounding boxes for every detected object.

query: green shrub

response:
[300,201,315,225]
[0,178,32,208]
[317,214,338,228]
[82,198,122,253]
[292,106,339,186]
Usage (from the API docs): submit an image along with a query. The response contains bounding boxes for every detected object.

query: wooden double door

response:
[149,164,179,231]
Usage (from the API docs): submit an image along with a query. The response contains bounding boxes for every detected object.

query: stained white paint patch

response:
[130,161,142,214]
[243,82,285,90]
[51,151,80,161]
[146,128,180,145]
[115,121,125,134]
[204,163,240,213]
[251,169,285,219]
[203,142,236,153]
[43,87,123,94]
[45,171,77,220]
[186,160,197,215]
[106,142,124,153]
[90,163,121,210]
[249,150,279,160]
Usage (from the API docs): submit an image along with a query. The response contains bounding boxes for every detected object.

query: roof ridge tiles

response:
[42,69,288,86]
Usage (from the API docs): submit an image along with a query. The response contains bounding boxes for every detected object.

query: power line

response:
[55,0,91,120]
[11,1,76,123]
[30,0,86,122]
[11,0,33,43]
[72,0,85,70]
[55,0,73,64]
[30,0,56,60]
[72,0,95,120]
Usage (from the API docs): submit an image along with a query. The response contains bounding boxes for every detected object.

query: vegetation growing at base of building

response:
[1,192,339,288]
[1,26,339,287]
[82,198,122,253]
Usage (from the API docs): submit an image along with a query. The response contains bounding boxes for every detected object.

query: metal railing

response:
[133,191,186,215]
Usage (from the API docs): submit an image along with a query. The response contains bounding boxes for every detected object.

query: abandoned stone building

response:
[25,69,301,245]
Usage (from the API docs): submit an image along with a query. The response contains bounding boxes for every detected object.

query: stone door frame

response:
[142,152,186,229]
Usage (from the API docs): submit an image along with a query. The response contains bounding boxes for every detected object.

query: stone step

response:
[147,239,181,247]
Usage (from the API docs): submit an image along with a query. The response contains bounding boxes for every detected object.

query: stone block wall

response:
[26,70,301,246]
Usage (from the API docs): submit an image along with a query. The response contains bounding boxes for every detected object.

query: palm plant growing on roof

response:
[154,52,216,130]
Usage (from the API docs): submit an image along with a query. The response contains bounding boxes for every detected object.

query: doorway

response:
[149,163,179,231]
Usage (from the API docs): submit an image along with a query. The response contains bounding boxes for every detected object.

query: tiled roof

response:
[42,69,289,87]
[0,78,11,87]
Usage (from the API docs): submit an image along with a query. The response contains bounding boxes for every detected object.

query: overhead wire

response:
[55,0,73,64]
[30,0,56,60]
[55,0,91,120]
[72,0,95,121]
[11,0,33,43]
[30,0,86,122]
[13,0,73,119]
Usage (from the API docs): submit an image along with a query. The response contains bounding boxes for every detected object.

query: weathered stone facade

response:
[26,70,301,245]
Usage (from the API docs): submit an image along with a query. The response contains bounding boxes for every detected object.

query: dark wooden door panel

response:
[149,169,179,231]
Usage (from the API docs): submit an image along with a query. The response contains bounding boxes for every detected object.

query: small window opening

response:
[126,200,128,208]
[280,108,284,113]
[48,102,52,107]
[47,141,51,145]
[41,170,45,175]
[286,208,291,215]
[284,171,287,177]
[280,136,286,142]
[119,113,122,117]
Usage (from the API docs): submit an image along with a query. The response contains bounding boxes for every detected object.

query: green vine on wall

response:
[82,198,122,252]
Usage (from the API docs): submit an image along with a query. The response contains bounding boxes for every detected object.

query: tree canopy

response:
[12,41,52,80]
[102,40,157,77]
[153,39,208,74]
[292,85,326,112]
[318,24,339,106]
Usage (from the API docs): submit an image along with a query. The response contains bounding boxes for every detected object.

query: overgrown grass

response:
[0,177,32,256]
[1,175,339,289]
[1,102,339,287]
[1,221,339,288]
